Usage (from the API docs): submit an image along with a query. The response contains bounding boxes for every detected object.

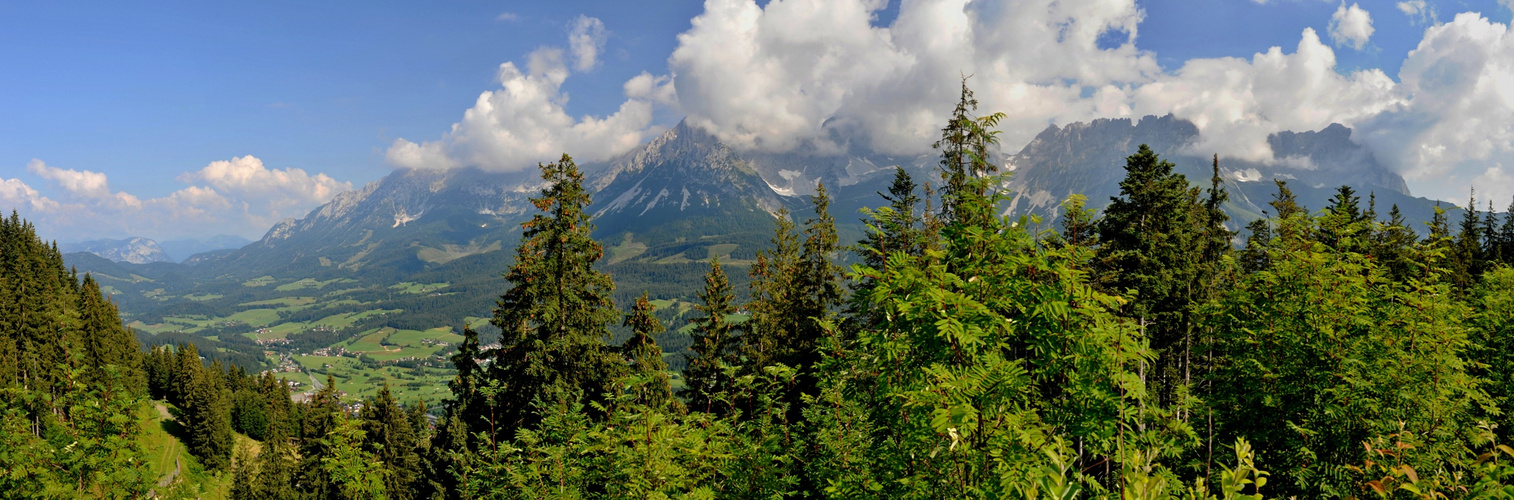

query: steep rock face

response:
[591,121,786,223]
[1004,115,1413,225]
[62,237,172,264]
[200,167,543,276]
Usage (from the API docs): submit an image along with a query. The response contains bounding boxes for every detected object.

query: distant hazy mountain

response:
[1004,114,1457,230]
[61,237,172,264]
[158,234,252,262]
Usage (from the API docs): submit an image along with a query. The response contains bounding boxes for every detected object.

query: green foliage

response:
[487,153,625,436]
[1206,208,1486,497]
[1095,144,1206,407]
[682,258,740,416]
[622,292,676,410]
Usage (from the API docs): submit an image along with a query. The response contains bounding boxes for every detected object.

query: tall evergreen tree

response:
[75,274,145,393]
[487,153,622,435]
[181,343,234,470]
[621,292,674,409]
[932,78,1007,226]
[742,208,801,375]
[1483,199,1503,265]
[1451,190,1485,292]
[360,383,421,500]
[1503,196,1514,266]
[1378,204,1420,282]
[682,258,739,415]
[299,373,343,498]
[1094,144,1202,405]
[851,167,927,328]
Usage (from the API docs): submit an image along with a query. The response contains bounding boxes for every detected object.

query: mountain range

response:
[62,116,1471,333]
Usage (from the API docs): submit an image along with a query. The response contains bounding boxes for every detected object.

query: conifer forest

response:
[7,84,1514,499]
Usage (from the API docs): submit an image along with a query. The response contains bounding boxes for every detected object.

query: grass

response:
[138,401,252,499]
[226,308,281,327]
[390,281,450,294]
[274,277,355,292]
[183,293,222,301]
[416,241,502,265]
[241,275,276,287]
[240,296,316,307]
[706,243,739,260]
[608,233,649,264]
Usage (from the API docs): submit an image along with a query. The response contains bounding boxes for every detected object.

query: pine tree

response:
[682,258,739,415]
[1451,190,1485,292]
[1502,196,1514,266]
[621,292,674,409]
[851,167,927,328]
[487,153,623,435]
[1379,204,1420,282]
[1322,185,1365,248]
[1094,144,1202,405]
[181,343,234,470]
[1483,199,1503,265]
[932,78,1007,226]
[361,383,421,499]
[299,373,343,498]
[74,274,145,393]
[743,208,801,374]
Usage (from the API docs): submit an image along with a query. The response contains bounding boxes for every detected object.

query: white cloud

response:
[391,0,1513,205]
[1,156,349,241]
[0,177,60,213]
[26,159,142,209]
[496,12,519,22]
[668,0,1157,155]
[1356,12,1514,202]
[387,35,662,172]
[1329,2,1375,50]
[568,15,608,72]
[1397,0,1435,26]
[1132,28,1400,161]
[182,155,350,206]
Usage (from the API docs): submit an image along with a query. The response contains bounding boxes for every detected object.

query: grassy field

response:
[138,402,258,499]
[391,281,450,294]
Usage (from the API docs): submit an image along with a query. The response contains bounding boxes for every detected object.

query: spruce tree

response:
[743,208,801,374]
[621,292,674,409]
[487,153,622,435]
[1483,200,1503,265]
[683,258,739,415]
[1451,190,1485,292]
[932,78,1006,226]
[299,373,343,498]
[851,167,926,328]
[1094,144,1202,405]
[1379,204,1420,282]
[360,383,421,500]
[182,344,234,470]
[1503,196,1514,266]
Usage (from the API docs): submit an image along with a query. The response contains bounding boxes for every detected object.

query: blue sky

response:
[3,0,1512,241]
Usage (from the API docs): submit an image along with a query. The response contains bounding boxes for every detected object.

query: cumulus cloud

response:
[1,156,350,241]
[669,0,1156,155]
[1355,12,1514,204]
[496,12,519,22]
[386,29,664,172]
[0,177,60,213]
[26,159,141,209]
[1397,0,1435,26]
[391,0,1513,204]
[182,155,349,206]
[1329,3,1375,50]
[568,15,608,72]
[1132,28,1400,161]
